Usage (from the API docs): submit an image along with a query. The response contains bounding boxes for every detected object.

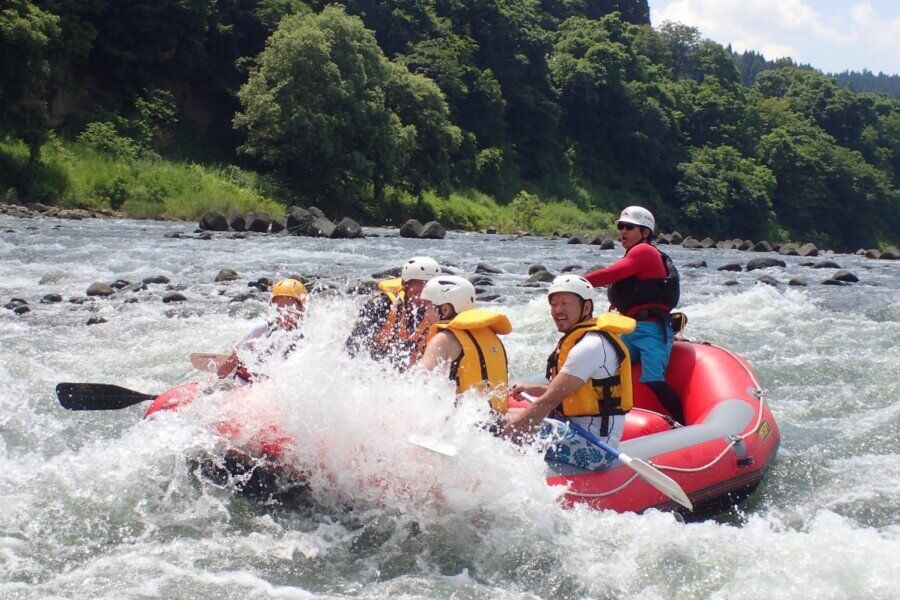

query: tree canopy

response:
[2,0,897,248]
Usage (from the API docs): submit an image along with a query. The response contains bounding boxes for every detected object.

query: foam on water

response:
[0,216,897,598]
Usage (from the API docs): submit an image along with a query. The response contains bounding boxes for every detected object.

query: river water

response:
[0,216,897,599]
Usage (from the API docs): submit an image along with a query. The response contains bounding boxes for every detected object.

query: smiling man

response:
[504,275,636,470]
[583,206,685,424]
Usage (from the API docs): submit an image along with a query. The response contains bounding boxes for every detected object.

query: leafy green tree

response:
[675,145,775,239]
[0,0,60,160]
[384,62,462,198]
[236,6,459,209]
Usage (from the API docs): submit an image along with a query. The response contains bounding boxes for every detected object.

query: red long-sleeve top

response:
[584,243,669,317]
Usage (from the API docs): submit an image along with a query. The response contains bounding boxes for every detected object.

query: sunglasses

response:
[616,223,636,231]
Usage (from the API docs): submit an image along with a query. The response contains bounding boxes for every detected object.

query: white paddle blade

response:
[191,353,227,373]
[619,453,693,511]
[408,434,458,457]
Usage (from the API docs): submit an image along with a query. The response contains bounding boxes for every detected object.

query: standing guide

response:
[583,206,685,424]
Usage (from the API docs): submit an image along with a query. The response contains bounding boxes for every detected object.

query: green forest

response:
[1,0,898,249]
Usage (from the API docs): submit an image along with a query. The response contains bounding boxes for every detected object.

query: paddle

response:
[407,433,458,457]
[56,383,156,411]
[190,352,229,373]
[520,392,693,511]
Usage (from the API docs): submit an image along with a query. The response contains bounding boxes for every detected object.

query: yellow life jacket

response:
[372,278,429,365]
[428,309,512,413]
[546,313,636,434]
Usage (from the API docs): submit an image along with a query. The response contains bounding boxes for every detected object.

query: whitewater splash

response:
[1,216,898,598]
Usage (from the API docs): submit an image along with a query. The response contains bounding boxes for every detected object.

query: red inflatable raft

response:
[144,340,779,516]
[535,340,780,516]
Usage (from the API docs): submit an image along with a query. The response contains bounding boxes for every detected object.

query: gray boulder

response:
[41,293,63,303]
[718,263,742,272]
[528,264,548,275]
[199,210,228,231]
[270,217,287,233]
[332,217,363,239]
[245,212,271,233]
[798,243,818,257]
[304,216,335,238]
[143,275,170,284]
[656,233,672,244]
[757,275,779,286]
[589,235,605,245]
[746,258,786,271]
[812,260,841,269]
[738,240,754,251]
[752,241,773,252]
[822,278,849,286]
[215,268,240,282]
[864,249,881,259]
[372,267,402,279]
[723,279,739,286]
[163,292,187,303]
[880,247,898,260]
[567,236,586,245]
[778,243,799,256]
[669,231,684,245]
[684,260,707,268]
[789,276,808,287]
[86,317,108,325]
[716,240,735,250]
[831,270,859,283]
[600,239,615,250]
[561,264,582,273]
[699,237,716,249]
[400,219,424,238]
[86,282,114,297]
[225,208,246,232]
[287,207,314,232]
[682,237,702,249]
[476,263,503,274]
[421,221,446,239]
[526,270,555,283]
[308,206,327,219]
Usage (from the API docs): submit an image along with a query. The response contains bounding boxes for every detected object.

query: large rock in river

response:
[245,212,271,233]
[225,208,246,231]
[332,217,363,239]
[421,221,446,239]
[746,257,786,271]
[199,210,228,231]
[400,219,424,238]
[86,282,114,297]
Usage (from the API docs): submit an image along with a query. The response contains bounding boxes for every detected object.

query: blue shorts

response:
[621,320,673,383]
[541,416,624,471]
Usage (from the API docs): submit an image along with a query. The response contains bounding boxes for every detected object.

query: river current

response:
[0,216,897,599]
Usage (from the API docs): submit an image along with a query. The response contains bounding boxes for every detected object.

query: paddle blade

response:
[56,383,156,411]
[408,434,458,457]
[619,453,693,511]
[190,352,228,373]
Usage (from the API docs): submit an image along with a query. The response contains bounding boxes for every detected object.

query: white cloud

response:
[651,0,900,73]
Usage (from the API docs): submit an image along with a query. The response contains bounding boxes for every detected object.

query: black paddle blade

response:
[56,383,156,411]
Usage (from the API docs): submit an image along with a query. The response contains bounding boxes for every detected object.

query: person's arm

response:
[584,252,641,287]
[509,382,549,398]
[502,373,586,442]
[419,330,462,372]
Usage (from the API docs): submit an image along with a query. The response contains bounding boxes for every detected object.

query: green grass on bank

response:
[1,136,617,235]
[1,137,285,220]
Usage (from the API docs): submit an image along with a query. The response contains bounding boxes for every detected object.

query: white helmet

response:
[548,275,595,302]
[617,205,655,233]
[421,275,476,314]
[401,256,441,282]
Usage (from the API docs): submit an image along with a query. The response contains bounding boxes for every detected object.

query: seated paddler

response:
[503,275,636,471]
[217,278,307,384]
[345,256,441,370]
[418,275,512,415]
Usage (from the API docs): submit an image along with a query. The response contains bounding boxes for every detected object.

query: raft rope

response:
[564,343,769,499]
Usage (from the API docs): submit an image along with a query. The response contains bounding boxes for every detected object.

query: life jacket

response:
[428,309,512,413]
[372,278,430,366]
[546,313,635,435]
[607,244,680,317]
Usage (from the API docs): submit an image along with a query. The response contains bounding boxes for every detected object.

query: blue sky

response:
[648,0,899,74]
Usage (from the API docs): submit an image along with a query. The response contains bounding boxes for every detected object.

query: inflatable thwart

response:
[143,340,779,516]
